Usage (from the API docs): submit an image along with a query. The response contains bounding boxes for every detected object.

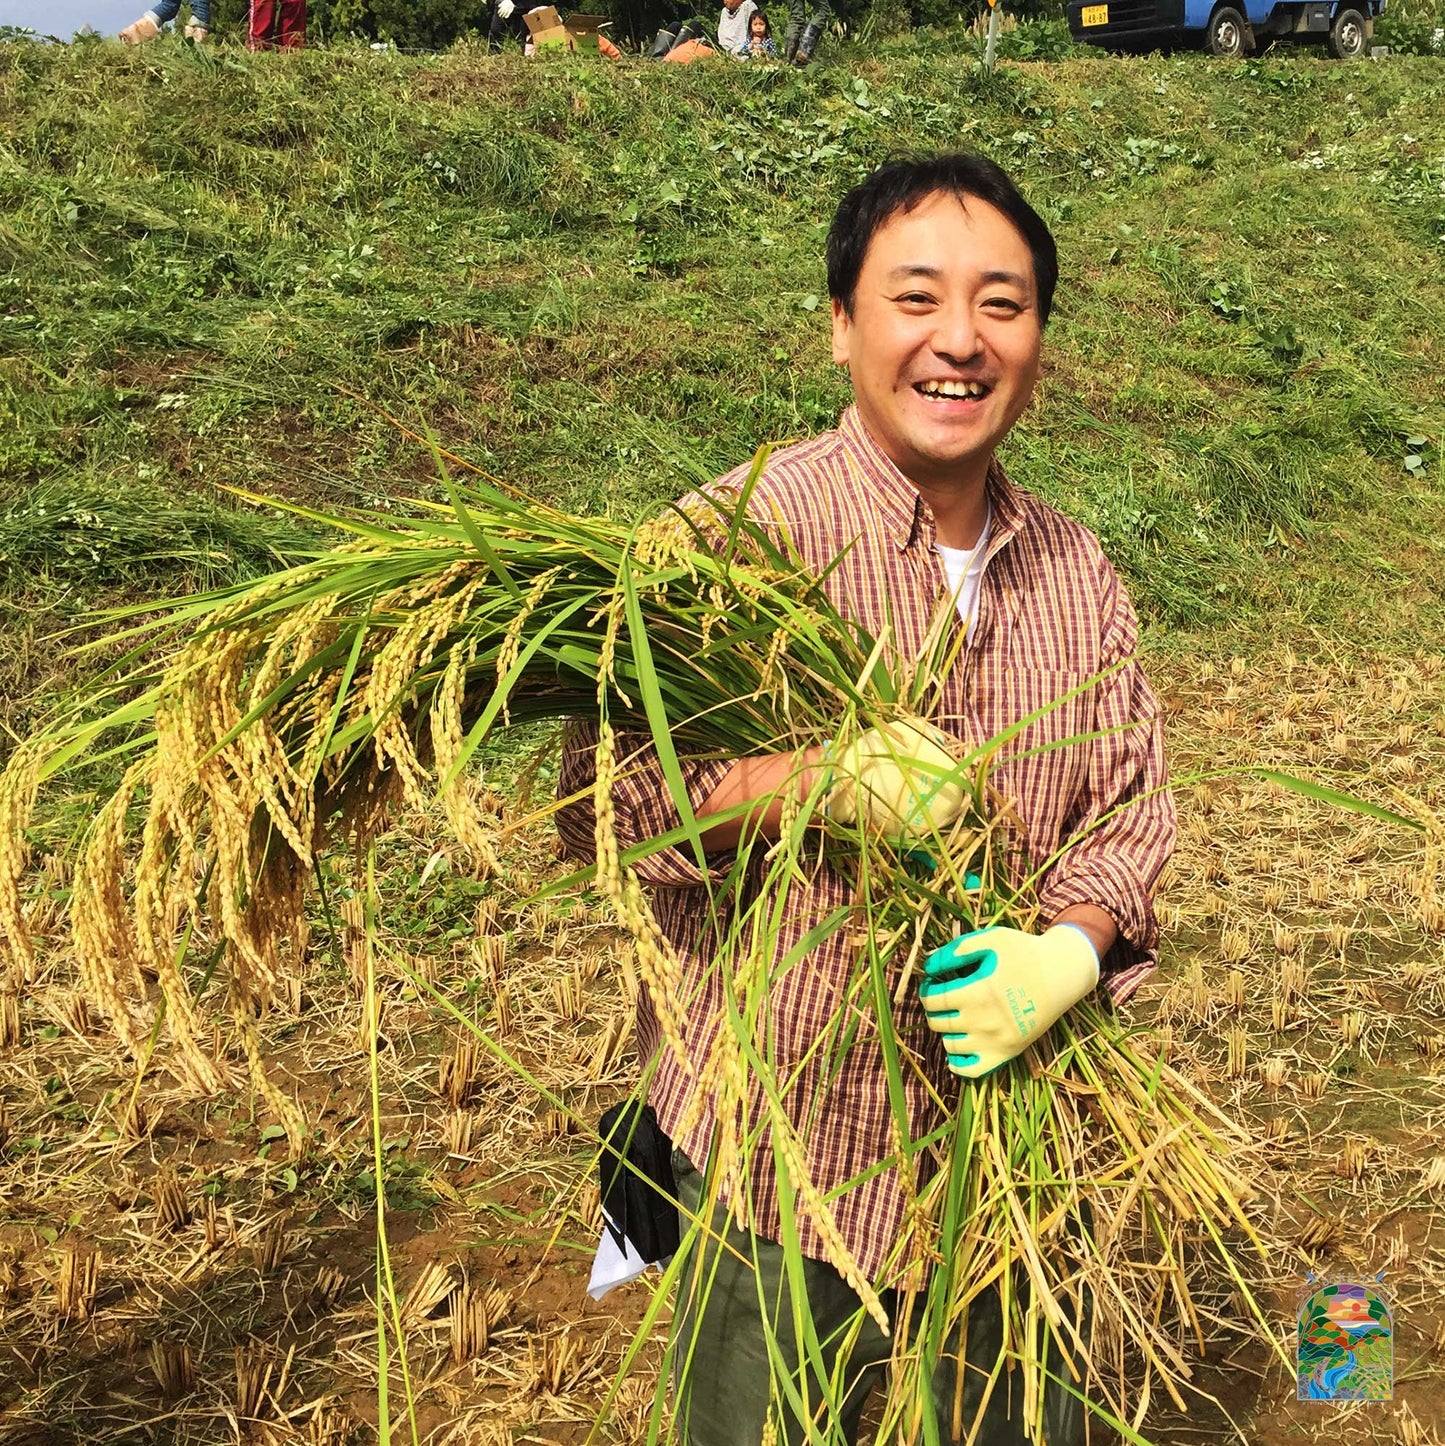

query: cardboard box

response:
[524,7,610,52]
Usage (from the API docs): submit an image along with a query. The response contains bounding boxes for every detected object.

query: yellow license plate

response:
[1080,4,1108,23]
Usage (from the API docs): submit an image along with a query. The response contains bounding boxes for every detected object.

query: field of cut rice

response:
[2,26,1444,1446]
[2,640,1442,1444]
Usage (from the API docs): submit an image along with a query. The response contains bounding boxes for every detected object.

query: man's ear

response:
[831,297,850,368]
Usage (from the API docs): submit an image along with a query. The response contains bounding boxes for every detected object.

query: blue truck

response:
[1066,0,1382,57]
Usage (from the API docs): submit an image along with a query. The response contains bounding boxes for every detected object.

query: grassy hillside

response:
[2,36,1443,709]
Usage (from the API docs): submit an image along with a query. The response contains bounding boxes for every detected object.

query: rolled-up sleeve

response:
[555,720,737,889]
[1036,571,1176,1001]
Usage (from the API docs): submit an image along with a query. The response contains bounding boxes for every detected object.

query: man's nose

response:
[931,305,981,365]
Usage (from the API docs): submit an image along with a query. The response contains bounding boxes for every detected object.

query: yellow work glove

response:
[823,720,963,840]
[919,924,1100,1078]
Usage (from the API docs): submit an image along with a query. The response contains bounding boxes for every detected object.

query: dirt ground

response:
[1,643,1443,1445]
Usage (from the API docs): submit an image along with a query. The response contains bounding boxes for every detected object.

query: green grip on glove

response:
[919,924,1100,1079]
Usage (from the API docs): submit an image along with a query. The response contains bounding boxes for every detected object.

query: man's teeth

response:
[919,380,987,399]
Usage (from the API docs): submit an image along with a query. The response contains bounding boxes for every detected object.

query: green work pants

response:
[671,1151,1088,1446]
[784,0,830,44]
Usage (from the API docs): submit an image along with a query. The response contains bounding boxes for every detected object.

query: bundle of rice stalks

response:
[0,460,877,1134]
[629,768,1270,1444]
[0,458,1417,1443]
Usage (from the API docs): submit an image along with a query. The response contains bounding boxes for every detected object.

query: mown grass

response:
[1,36,1442,688]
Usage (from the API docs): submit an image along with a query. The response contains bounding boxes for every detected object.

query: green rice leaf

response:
[1251,768,1426,830]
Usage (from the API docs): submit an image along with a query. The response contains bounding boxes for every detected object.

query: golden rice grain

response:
[0,738,47,985]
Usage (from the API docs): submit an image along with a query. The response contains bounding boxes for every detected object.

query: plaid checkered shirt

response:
[556,405,1176,1284]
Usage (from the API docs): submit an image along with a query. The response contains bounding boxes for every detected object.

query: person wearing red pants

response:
[248,0,305,49]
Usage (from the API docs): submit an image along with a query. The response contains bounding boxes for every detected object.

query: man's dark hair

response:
[826,154,1059,326]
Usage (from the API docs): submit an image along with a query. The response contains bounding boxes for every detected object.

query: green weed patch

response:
[1,39,1442,655]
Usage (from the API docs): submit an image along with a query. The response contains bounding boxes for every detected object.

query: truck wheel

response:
[1327,6,1367,56]
[1205,5,1247,55]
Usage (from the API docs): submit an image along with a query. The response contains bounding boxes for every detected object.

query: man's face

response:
[831,191,1042,493]
[722,0,746,13]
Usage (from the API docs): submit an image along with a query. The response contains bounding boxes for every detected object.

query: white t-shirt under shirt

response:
[717,0,757,53]
[935,510,992,643]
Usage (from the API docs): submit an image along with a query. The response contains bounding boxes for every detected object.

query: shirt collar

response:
[838,404,1028,558]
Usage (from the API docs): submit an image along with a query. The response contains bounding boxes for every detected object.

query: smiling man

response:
[831,181,1041,550]
[557,153,1175,1444]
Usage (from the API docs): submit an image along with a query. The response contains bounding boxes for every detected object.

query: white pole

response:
[984,2,1000,69]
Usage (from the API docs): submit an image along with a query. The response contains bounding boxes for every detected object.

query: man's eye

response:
[896,293,934,306]
[984,298,1025,314]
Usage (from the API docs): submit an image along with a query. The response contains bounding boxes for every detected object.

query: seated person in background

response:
[649,7,709,54]
[717,0,758,56]
[741,7,776,56]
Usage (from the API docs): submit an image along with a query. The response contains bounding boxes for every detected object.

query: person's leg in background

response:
[672,1148,1091,1445]
[278,0,306,48]
[119,0,177,44]
[792,0,829,63]
[782,0,803,60]
[670,1151,892,1446]
[488,0,529,50]
[487,0,509,49]
[248,0,275,50]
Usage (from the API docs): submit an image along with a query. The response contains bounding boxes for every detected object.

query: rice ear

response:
[0,736,48,985]
[590,722,691,1071]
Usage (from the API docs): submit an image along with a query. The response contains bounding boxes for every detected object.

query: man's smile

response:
[913,378,992,402]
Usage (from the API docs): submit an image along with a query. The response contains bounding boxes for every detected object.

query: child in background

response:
[716,0,758,56]
[742,8,777,56]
